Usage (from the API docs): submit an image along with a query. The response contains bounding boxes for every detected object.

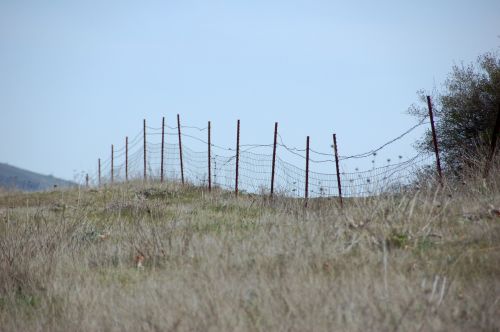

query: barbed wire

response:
[181,125,208,131]
[340,118,429,160]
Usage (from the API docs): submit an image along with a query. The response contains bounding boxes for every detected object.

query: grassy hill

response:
[0,163,75,192]
[0,170,499,331]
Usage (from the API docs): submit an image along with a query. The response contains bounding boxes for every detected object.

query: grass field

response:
[0,169,499,331]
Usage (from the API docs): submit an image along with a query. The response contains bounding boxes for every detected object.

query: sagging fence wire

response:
[86,116,434,198]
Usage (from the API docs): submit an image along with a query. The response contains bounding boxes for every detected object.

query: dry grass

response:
[0,170,499,331]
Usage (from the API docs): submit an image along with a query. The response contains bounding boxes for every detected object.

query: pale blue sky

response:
[1,0,499,181]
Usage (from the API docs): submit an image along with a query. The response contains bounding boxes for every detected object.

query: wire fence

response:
[84,116,435,198]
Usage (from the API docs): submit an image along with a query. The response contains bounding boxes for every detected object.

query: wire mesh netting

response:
[87,117,434,198]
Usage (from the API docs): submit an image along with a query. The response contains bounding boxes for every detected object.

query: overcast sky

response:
[1,0,499,181]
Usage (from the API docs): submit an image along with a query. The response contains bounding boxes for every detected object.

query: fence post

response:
[125,136,128,182]
[235,119,240,197]
[98,158,101,187]
[484,104,500,178]
[305,136,310,207]
[111,144,114,184]
[143,119,147,181]
[426,96,443,185]
[333,134,343,208]
[208,121,212,192]
[161,116,165,183]
[85,173,89,188]
[177,114,185,185]
[270,122,278,198]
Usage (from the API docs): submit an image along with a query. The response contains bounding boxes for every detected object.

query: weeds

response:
[0,170,499,331]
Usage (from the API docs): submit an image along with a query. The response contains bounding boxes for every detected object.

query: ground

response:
[0,175,499,331]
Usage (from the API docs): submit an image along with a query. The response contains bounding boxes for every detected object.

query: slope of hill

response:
[0,162,75,191]
[0,170,498,331]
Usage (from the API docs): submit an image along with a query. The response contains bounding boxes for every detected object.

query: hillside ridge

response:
[0,162,75,191]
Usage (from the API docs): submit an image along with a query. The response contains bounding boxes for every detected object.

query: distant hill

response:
[0,163,75,192]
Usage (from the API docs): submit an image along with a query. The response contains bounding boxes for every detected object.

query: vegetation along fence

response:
[84,97,451,200]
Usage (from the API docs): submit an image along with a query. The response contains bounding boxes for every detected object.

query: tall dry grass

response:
[0,165,499,331]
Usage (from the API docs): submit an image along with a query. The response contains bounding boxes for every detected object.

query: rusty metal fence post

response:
[426,96,443,185]
[177,114,185,185]
[111,144,114,184]
[161,117,165,183]
[98,158,101,187]
[305,136,310,207]
[485,104,500,178]
[208,121,212,192]
[235,119,240,196]
[125,136,128,182]
[270,122,278,198]
[143,119,147,181]
[333,134,343,208]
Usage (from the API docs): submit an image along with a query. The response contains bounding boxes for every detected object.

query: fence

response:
[84,99,446,199]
